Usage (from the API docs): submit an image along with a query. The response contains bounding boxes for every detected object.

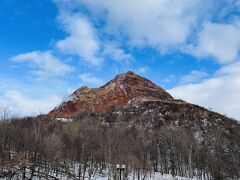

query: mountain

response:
[48,71,239,130]
[48,71,238,131]
[48,71,173,118]
[48,71,238,123]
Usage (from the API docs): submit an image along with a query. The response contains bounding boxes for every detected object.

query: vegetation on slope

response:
[0,115,239,179]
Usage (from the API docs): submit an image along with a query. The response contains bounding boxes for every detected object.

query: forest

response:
[0,114,240,180]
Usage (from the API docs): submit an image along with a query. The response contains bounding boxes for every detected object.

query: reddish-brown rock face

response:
[48,71,173,118]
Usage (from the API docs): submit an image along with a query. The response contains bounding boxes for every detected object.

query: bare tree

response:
[0,104,11,121]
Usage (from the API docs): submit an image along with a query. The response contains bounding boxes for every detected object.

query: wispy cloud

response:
[1,90,63,117]
[79,73,103,86]
[164,75,176,83]
[56,13,103,66]
[0,75,74,117]
[180,70,209,84]
[11,51,73,78]
[102,43,134,62]
[137,66,149,74]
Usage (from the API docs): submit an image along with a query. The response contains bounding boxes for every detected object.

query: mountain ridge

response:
[48,71,238,127]
[48,71,174,118]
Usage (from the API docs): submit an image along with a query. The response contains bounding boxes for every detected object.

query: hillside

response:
[49,71,239,133]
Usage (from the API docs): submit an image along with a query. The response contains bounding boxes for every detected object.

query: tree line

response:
[0,115,239,179]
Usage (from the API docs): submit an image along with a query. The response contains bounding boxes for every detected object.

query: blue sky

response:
[0,0,240,119]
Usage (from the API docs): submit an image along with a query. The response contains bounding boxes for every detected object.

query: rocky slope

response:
[48,71,239,131]
[77,100,239,135]
[48,71,173,118]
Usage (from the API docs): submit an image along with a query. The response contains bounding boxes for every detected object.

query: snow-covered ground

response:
[1,168,198,180]
[55,117,73,122]
[91,172,198,180]
[1,156,199,180]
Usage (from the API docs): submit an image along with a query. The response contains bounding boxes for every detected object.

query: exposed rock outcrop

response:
[48,71,173,118]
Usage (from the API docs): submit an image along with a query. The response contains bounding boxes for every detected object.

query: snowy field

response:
[1,167,199,180]
[92,172,198,180]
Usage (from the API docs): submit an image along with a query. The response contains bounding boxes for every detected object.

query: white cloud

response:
[1,90,63,117]
[80,0,210,50]
[194,22,240,64]
[164,75,176,83]
[54,0,240,64]
[56,13,103,65]
[0,76,72,117]
[79,73,103,86]
[54,3,135,65]
[102,44,134,62]
[11,51,73,78]
[169,62,240,120]
[180,70,208,84]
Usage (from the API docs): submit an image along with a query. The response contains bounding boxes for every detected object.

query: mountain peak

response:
[48,71,173,118]
[114,71,144,82]
[104,71,142,85]
[116,71,136,77]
